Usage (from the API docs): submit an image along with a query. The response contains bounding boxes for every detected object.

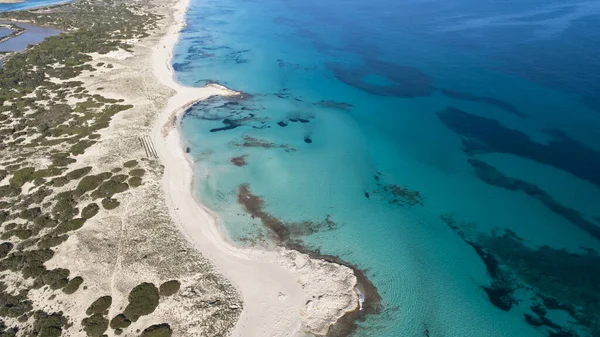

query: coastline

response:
[149,0,365,335]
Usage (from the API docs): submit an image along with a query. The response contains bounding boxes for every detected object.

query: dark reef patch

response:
[209,124,241,133]
[183,95,264,134]
[236,185,382,336]
[237,184,290,242]
[230,155,248,167]
[468,159,600,241]
[385,184,424,207]
[327,60,433,98]
[482,286,515,311]
[233,135,295,152]
[277,121,288,127]
[366,172,424,207]
[437,107,600,188]
[437,88,526,118]
[441,215,515,311]
[315,100,354,111]
[443,214,600,335]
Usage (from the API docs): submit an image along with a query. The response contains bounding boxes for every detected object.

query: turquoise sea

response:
[173,0,600,336]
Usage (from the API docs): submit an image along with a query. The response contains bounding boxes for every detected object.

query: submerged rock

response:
[230,155,248,167]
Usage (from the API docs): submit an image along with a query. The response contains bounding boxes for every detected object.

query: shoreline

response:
[149,0,368,335]
[0,22,25,45]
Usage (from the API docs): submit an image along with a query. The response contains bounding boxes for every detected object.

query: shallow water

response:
[174,0,600,336]
[0,21,60,53]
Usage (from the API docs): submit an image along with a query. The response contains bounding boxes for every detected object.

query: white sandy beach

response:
[149,0,360,336]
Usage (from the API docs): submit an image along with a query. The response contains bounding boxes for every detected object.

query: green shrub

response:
[76,175,104,194]
[109,314,131,329]
[159,280,180,297]
[0,184,21,198]
[14,229,32,240]
[51,153,76,167]
[9,167,35,187]
[0,211,8,224]
[30,167,64,180]
[98,172,112,180]
[31,186,52,204]
[0,249,54,276]
[139,323,172,337]
[91,180,128,199]
[0,282,33,317]
[52,192,79,222]
[81,203,100,219]
[19,207,41,221]
[65,166,92,180]
[38,268,70,289]
[81,314,109,337]
[70,140,95,155]
[38,235,68,249]
[0,242,14,259]
[86,296,112,315]
[123,160,138,168]
[123,283,159,321]
[101,198,120,210]
[34,215,58,228]
[32,311,68,337]
[129,169,145,177]
[3,223,17,231]
[128,177,142,188]
[50,176,69,187]
[111,174,128,183]
[53,218,86,235]
[63,276,84,295]
[33,177,46,186]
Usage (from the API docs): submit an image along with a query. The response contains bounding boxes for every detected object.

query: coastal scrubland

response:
[0,0,241,335]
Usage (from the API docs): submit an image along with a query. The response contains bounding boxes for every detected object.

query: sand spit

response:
[0,22,25,44]
[149,0,365,335]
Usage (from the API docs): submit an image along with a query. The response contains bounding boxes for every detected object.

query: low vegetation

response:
[159,280,181,297]
[0,0,160,333]
[122,283,160,321]
[140,323,173,337]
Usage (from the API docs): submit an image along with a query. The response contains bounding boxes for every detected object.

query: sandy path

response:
[149,0,310,336]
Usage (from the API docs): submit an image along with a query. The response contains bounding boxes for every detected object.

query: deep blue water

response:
[0,0,71,12]
[174,0,600,336]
